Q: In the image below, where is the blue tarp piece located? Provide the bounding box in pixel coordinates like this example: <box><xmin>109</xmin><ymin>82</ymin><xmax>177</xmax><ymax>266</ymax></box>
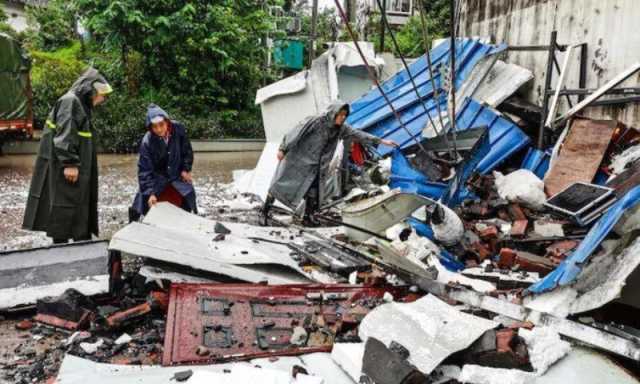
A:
<box><xmin>521</xmin><ymin>147</ymin><xmax>551</xmax><ymax>179</ymax></box>
<box><xmin>406</xmin><ymin>217</ymin><xmax>435</xmax><ymax>240</ymax></box>
<box><xmin>407</xmin><ymin>217</ymin><xmax>462</xmax><ymax>272</ymax></box>
<box><xmin>527</xmin><ymin>186</ymin><xmax>640</xmax><ymax>294</ymax></box>
<box><xmin>347</xmin><ymin>39</ymin><xmax>506</xmax><ymax>156</ymax></box>
<box><xmin>390</xmin><ymin>149</ymin><xmax>448</xmax><ymax>200</ymax></box>
<box><xmin>439</xmin><ymin>249</ymin><xmax>465</xmax><ymax>272</ymax></box>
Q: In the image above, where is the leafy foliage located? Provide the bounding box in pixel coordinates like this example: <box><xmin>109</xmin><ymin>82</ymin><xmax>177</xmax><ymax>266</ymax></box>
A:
<box><xmin>29</xmin><ymin>43</ymin><xmax>86</xmax><ymax>126</ymax></box>
<box><xmin>76</xmin><ymin>0</ymin><xmax>275</xmax><ymax>118</ymax></box>
<box><xmin>24</xmin><ymin>0</ymin><xmax>78</xmax><ymax>50</ymax></box>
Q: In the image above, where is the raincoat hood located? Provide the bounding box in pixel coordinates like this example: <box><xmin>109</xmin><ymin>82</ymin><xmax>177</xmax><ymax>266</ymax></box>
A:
<box><xmin>325</xmin><ymin>101</ymin><xmax>350</xmax><ymax>126</ymax></box>
<box><xmin>69</xmin><ymin>67</ymin><xmax>111</xmax><ymax>110</ymax></box>
<box><xmin>145</xmin><ymin>104</ymin><xmax>170</xmax><ymax>129</ymax></box>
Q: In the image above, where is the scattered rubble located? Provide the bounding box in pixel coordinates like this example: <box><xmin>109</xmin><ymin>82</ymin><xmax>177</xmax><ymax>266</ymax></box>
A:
<box><xmin>3</xmin><ymin>30</ymin><xmax>640</xmax><ymax>384</ymax></box>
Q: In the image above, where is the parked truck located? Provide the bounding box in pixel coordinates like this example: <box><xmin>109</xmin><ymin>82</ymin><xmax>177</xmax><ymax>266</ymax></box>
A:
<box><xmin>0</xmin><ymin>32</ymin><xmax>33</xmax><ymax>153</ymax></box>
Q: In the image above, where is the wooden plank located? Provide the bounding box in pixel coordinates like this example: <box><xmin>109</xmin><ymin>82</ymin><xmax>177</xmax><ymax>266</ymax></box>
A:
<box><xmin>544</xmin><ymin>119</ymin><xmax>617</xmax><ymax>196</ymax></box>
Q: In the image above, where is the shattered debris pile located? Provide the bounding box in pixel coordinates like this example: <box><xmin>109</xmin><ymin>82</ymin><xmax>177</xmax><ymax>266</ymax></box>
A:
<box><xmin>4</xmin><ymin>37</ymin><xmax>640</xmax><ymax>384</ymax></box>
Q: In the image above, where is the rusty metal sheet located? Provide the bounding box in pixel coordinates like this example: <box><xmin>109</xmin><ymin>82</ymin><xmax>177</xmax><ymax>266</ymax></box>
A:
<box><xmin>544</xmin><ymin>119</ymin><xmax>617</xmax><ymax>196</ymax></box>
<box><xmin>162</xmin><ymin>283</ymin><xmax>414</xmax><ymax>366</ymax></box>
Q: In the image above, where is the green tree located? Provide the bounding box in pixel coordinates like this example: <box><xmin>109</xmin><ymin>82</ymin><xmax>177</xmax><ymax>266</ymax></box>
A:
<box><xmin>76</xmin><ymin>0</ymin><xmax>277</xmax><ymax>123</ymax></box>
<box><xmin>24</xmin><ymin>0</ymin><xmax>78</xmax><ymax>51</ymax></box>
<box><xmin>370</xmin><ymin>0</ymin><xmax>450</xmax><ymax>57</ymax></box>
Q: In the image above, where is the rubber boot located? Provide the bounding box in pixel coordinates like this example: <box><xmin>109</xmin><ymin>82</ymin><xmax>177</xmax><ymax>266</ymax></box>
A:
<box><xmin>261</xmin><ymin>194</ymin><xmax>275</xmax><ymax>226</ymax></box>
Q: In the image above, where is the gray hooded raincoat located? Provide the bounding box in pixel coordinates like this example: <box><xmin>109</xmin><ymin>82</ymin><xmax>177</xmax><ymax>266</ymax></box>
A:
<box><xmin>269</xmin><ymin>101</ymin><xmax>381</xmax><ymax>210</ymax></box>
<box><xmin>23</xmin><ymin>68</ymin><xmax>109</xmax><ymax>240</ymax></box>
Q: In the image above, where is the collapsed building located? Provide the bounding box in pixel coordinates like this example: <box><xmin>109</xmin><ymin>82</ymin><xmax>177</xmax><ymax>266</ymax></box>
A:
<box><xmin>3</xmin><ymin>6</ymin><xmax>640</xmax><ymax>384</ymax></box>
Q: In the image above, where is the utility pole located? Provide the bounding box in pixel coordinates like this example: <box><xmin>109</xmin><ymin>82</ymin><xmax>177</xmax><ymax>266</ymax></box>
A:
<box><xmin>379</xmin><ymin>0</ymin><xmax>386</xmax><ymax>52</ymax></box>
<box><xmin>309</xmin><ymin>0</ymin><xmax>319</xmax><ymax>66</ymax></box>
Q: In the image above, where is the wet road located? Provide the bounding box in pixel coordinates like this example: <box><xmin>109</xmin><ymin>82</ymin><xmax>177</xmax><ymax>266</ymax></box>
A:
<box><xmin>0</xmin><ymin>152</ymin><xmax>260</xmax><ymax>251</ymax></box>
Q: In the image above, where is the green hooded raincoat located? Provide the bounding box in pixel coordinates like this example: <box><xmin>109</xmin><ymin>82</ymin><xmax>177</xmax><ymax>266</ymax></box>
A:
<box><xmin>22</xmin><ymin>68</ymin><xmax>109</xmax><ymax>240</ymax></box>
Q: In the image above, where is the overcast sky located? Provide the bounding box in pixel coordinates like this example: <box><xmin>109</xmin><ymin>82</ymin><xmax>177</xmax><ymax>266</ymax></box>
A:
<box><xmin>318</xmin><ymin>0</ymin><xmax>337</xmax><ymax>10</ymax></box>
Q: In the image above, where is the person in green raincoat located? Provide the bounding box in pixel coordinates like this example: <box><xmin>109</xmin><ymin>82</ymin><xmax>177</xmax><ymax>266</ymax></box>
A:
<box><xmin>262</xmin><ymin>101</ymin><xmax>397</xmax><ymax>225</ymax></box>
<box><xmin>22</xmin><ymin>68</ymin><xmax>112</xmax><ymax>243</ymax></box>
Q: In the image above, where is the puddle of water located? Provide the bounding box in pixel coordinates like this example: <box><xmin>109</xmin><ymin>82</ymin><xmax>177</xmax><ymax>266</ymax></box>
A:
<box><xmin>0</xmin><ymin>152</ymin><xmax>261</xmax><ymax>251</ymax></box>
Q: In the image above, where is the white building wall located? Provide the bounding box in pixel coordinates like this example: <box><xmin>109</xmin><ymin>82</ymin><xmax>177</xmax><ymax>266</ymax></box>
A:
<box><xmin>1</xmin><ymin>2</ymin><xmax>28</xmax><ymax>32</ymax></box>
<box><xmin>459</xmin><ymin>0</ymin><xmax>640</xmax><ymax>128</ymax></box>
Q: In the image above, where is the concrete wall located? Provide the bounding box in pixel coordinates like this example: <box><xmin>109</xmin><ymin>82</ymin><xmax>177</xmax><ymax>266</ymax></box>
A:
<box><xmin>459</xmin><ymin>0</ymin><xmax>640</xmax><ymax>127</ymax></box>
<box><xmin>1</xmin><ymin>1</ymin><xmax>28</xmax><ymax>32</ymax></box>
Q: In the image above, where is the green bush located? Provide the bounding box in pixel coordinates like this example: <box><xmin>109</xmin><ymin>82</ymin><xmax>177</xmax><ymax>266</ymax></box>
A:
<box><xmin>29</xmin><ymin>43</ymin><xmax>87</xmax><ymax>127</ymax></box>
<box><xmin>28</xmin><ymin>43</ymin><xmax>264</xmax><ymax>153</ymax></box>
<box><xmin>93</xmin><ymin>92</ymin><xmax>262</xmax><ymax>153</ymax></box>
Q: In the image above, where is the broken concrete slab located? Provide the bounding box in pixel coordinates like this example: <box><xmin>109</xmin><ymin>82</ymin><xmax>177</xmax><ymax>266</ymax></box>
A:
<box><xmin>358</xmin><ymin>294</ymin><xmax>498</xmax><ymax>375</ymax></box>
<box><xmin>518</xmin><ymin>327</ymin><xmax>570</xmax><ymax>375</ymax></box>
<box><xmin>0</xmin><ymin>240</ymin><xmax>110</xmax><ymax>311</ymax></box>
<box><xmin>417</xmin><ymin>279</ymin><xmax>640</xmax><ymax>361</ymax></box>
<box><xmin>331</xmin><ymin>342</ymin><xmax>364</xmax><ymax>382</ymax></box>
<box><xmin>187</xmin><ymin>366</ymin><xmax>324</xmax><ymax>384</ymax></box>
<box><xmin>525</xmin><ymin>236</ymin><xmax>640</xmax><ymax>317</ymax></box>
<box><xmin>536</xmin><ymin>346</ymin><xmax>639</xmax><ymax>384</ymax></box>
<box><xmin>54</xmin><ymin>354</ymin><xmax>329</xmax><ymax>384</ymax></box>
<box><xmin>458</xmin><ymin>364</ymin><xmax>535</xmax><ymax>384</ymax></box>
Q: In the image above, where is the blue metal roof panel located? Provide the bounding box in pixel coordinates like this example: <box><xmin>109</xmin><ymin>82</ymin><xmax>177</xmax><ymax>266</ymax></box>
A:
<box><xmin>347</xmin><ymin>39</ymin><xmax>507</xmax><ymax>156</ymax></box>
<box><xmin>454</xmin><ymin>98</ymin><xmax>531</xmax><ymax>175</ymax></box>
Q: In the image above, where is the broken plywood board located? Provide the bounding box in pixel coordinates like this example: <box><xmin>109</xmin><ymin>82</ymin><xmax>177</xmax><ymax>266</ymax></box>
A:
<box><xmin>358</xmin><ymin>294</ymin><xmax>498</xmax><ymax>375</ymax></box>
<box><xmin>162</xmin><ymin>283</ymin><xmax>410</xmax><ymax>366</ymax></box>
<box><xmin>0</xmin><ymin>241</ymin><xmax>109</xmax><ymax>310</ymax></box>
<box><xmin>544</xmin><ymin>119</ymin><xmax>617</xmax><ymax>196</ymax></box>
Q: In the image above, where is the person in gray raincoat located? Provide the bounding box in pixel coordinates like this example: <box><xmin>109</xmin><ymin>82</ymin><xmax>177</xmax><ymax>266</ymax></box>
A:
<box><xmin>22</xmin><ymin>68</ymin><xmax>112</xmax><ymax>243</ymax></box>
<box><xmin>262</xmin><ymin>101</ymin><xmax>397</xmax><ymax>225</ymax></box>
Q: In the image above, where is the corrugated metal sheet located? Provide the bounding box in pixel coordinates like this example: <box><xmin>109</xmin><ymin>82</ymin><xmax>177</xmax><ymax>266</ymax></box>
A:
<box><xmin>389</xmin><ymin>99</ymin><xmax>531</xmax><ymax>206</ymax></box>
<box><xmin>460</xmin><ymin>0</ymin><xmax>640</xmax><ymax>128</ymax></box>
<box><xmin>347</xmin><ymin>38</ymin><xmax>506</xmax><ymax>156</ymax></box>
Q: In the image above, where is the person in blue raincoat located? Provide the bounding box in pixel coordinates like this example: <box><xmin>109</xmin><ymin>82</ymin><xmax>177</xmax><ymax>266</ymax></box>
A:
<box><xmin>129</xmin><ymin>104</ymin><xmax>196</xmax><ymax>221</ymax></box>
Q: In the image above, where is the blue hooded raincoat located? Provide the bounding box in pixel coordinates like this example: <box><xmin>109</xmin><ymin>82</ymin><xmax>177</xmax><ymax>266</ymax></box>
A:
<box><xmin>131</xmin><ymin>104</ymin><xmax>196</xmax><ymax>216</ymax></box>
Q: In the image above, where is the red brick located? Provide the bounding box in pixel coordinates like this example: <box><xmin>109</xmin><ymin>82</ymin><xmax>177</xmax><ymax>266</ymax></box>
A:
<box><xmin>498</xmin><ymin>248</ymin><xmax>517</xmax><ymax>269</ymax></box>
<box><xmin>15</xmin><ymin>320</ymin><xmax>33</xmax><ymax>331</ymax></box>
<box><xmin>479</xmin><ymin>226</ymin><xmax>499</xmax><ymax>240</ymax></box>
<box><xmin>507</xmin><ymin>204</ymin><xmax>527</xmax><ymax>221</ymax></box>
<box><xmin>515</xmin><ymin>252</ymin><xmax>555</xmax><ymax>276</ymax></box>
<box><xmin>546</xmin><ymin>240</ymin><xmax>578</xmax><ymax>255</ymax></box>
<box><xmin>510</xmin><ymin>220</ymin><xmax>528</xmax><ymax>237</ymax></box>
<box><xmin>496</xmin><ymin>329</ymin><xmax>516</xmax><ymax>353</ymax></box>
<box><xmin>471</xmin><ymin>241</ymin><xmax>492</xmax><ymax>261</ymax></box>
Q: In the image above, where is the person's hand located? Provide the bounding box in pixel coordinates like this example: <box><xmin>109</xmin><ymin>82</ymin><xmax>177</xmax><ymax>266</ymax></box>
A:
<box><xmin>277</xmin><ymin>150</ymin><xmax>285</xmax><ymax>161</ymax></box>
<box><xmin>63</xmin><ymin>167</ymin><xmax>79</xmax><ymax>183</ymax></box>
<box><xmin>148</xmin><ymin>194</ymin><xmax>158</xmax><ymax>207</ymax></box>
<box><xmin>381</xmin><ymin>139</ymin><xmax>400</xmax><ymax>148</ymax></box>
<box><xmin>181</xmin><ymin>171</ymin><xmax>192</xmax><ymax>184</ymax></box>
